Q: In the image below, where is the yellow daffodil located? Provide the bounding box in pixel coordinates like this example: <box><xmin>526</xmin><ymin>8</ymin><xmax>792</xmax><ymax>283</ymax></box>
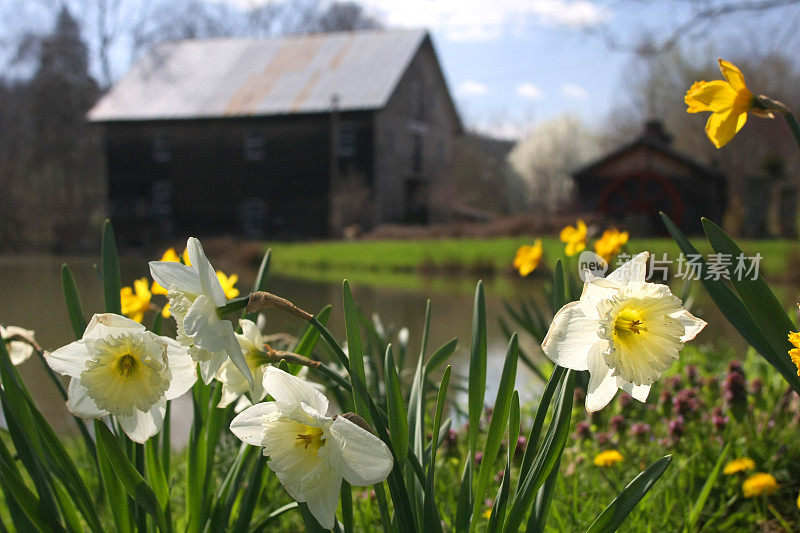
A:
<box><xmin>542</xmin><ymin>252</ymin><xmax>706</xmax><ymax>412</ymax></box>
<box><xmin>742</xmin><ymin>472</ymin><xmax>779</xmax><ymax>498</ymax></box>
<box><xmin>216</xmin><ymin>271</ymin><xmax>240</xmax><ymax>299</ymax></box>
<box><xmin>594</xmin><ymin>228</ymin><xmax>629</xmax><ymax>262</ymax></box>
<box><xmin>560</xmin><ymin>220</ymin><xmax>587</xmax><ymax>256</ymax></box>
<box><xmin>150</xmin><ymin>238</ymin><xmax>252</xmax><ymax>386</ymax></box>
<box><xmin>120</xmin><ymin>278</ymin><xmax>152</xmax><ymax>323</ymax></box>
<box><xmin>513</xmin><ymin>239</ymin><xmax>543</xmax><ymax>277</ymax></box>
<box><xmin>788</xmin><ymin>332</ymin><xmax>800</xmax><ymax>377</ymax></box>
<box><xmin>593</xmin><ymin>450</ymin><xmax>624</xmax><ymax>467</ymax></box>
<box><xmin>45</xmin><ymin>314</ymin><xmax>196</xmax><ymax>443</ymax></box>
<box><xmin>723</xmin><ymin>457</ymin><xmax>756</xmax><ymax>475</ymax></box>
<box><xmin>151</xmin><ymin>247</ymin><xmax>191</xmax><ymax>295</ymax></box>
<box><xmin>684</xmin><ymin>59</ymin><xmax>770</xmax><ymax>148</ymax></box>
<box><xmin>230</xmin><ymin>368</ymin><xmax>393</xmax><ymax>529</ymax></box>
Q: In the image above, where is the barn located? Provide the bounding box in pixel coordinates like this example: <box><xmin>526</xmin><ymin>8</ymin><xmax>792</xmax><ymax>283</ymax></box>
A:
<box><xmin>88</xmin><ymin>29</ymin><xmax>462</xmax><ymax>245</ymax></box>
<box><xmin>572</xmin><ymin>121</ymin><xmax>727</xmax><ymax>235</ymax></box>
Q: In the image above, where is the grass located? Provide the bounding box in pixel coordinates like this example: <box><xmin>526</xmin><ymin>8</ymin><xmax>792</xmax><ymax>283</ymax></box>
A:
<box><xmin>265</xmin><ymin>237</ymin><xmax>799</xmax><ymax>286</ymax></box>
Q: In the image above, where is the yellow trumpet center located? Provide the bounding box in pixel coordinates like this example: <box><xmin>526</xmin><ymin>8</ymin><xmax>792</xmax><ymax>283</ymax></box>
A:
<box><xmin>116</xmin><ymin>354</ymin><xmax>137</xmax><ymax>377</ymax></box>
<box><xmin>295</xmin><ymin>426</ymin><xmax>326</xmax><ymax>453</ymax></box>
<box><xmin>614</xmin><ymin>308</ymin><xmax>647</xmax><ymax>337</ymax></box>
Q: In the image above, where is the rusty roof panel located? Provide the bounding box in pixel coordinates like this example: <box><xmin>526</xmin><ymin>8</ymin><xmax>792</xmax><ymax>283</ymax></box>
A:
<box><xmin>88</xmin><ymin>29</ymin><xmax>427</xmax><ymax>121</ymax></box>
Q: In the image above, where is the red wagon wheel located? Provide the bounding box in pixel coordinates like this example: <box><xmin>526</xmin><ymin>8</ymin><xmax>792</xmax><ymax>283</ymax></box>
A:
<box><xmin>597</xmin><ymin>171</ymin><xmax>683</xmax><ymax>225</ymax></box>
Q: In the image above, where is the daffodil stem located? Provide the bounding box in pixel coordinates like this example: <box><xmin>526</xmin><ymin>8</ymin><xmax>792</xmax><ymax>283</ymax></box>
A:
<box><xmin>216</xmin><ymin>295</ymin><xmax>250</xmax><ymax>317</ymax></box>
<box><xmin>783</xmin><ymin>112</ymin><xmax>800</xmax><ymax>151</ymax></box>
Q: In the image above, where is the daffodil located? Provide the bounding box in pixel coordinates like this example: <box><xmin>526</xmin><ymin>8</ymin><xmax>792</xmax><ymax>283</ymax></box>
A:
<box><xmin>513</xmin><ymin>240</ymin><xmax>543</xmax><ymax>276</ymax></box>
<box><xmin>151</xmin><ymin>247</ymin><xmax>191</xmax><ymax>296</ymax></box>
<box><xmin>121</xmin><ymin>278</ymin><xmax>152</xmax><ymax>323</ymax></box>
<box><xmin>742</xmin><ymin>472</ymin><xmax>779</xmax><ymax>498</ymax></box>
<box><xmin>723</xmin><ymin>457</ymin><xmax>756</xmax><ymax>475</ymax></box>
<box><xmin>541</xmin><ymin>252</ymin><xmax>706</xmax><ymax>412</ymax></box>
<box><xmin>593</xmin><ymin>450</ymin><xmax>624</xmax><ymax>467</ymax></box>
<box><xmin>594</xmin><ymin>228</ymin><xmax>629</xmax><ymax>262</ymax></box>
<box><xmin>0</xmin><ymin>325</ymin><xmax>36</xmax><ymax>365</ymax></box>
<box><xmin>788</xmin><ymin>332</ymin><xmax>800</xmax><ymax>376</ymax></box>
<box><xmin>44</xmin><ymin>314</ymin><xmax>196</xmax><ymax>443</ymax></box>
<box><xmin>216</xmin><ymin>319</ymin><xmax>270</xmax><ymax>408</ymax></box>
<box><xmin>216</xmin><ymin>271</ymin><xmax>240</xmax><ymax>299</ymax></box>
<box><xmin>684</xmin><ymin>59</ymin><xmax>773</xmax><ymax>148</ymax></box>
<box><xmin>230</xmin><ymin>367</ymin><xmax>394</xmax><ymax>529</ymax></box>
<box><xmin>560</xmin><ymin>220</ymin><xmax>587</xmax><ymax>256</ymax></box>
<box><xmin>149</xmin><ymin>237</ymin><xmax>253</xmax><ymax>386</ymax></box>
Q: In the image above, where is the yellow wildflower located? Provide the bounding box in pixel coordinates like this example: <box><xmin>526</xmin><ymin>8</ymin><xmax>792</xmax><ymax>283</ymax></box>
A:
<box><xmin>482</xmin><ymin>508</ymin><xmax>492</xmax><ymax>520</ymax></box>
<box><xmin>216</xmin><ymin>271</ymin><xmax>240</xmax><ymax>299</ymax></box>
<box><xmin>796</xmin><ymin>492</ymin><xmax>800</xmax><ymax>510</ymax></box>
<box><xmin>560</xmin><ymin>219</ymin><xmax>587</xmax><ymax>256</ymax></box>
<box><xmin>788</xmin><ymin>332</ymin><xmax>800</xmax><ymax>377</ymax></box>
<box><xmin>151</xmin><ymin>247</ymin><xmax>191</xmax><ymax>295</ymax></box>
<box><xmin>742</xmin><ymin>472</ymin><xmax>779</xmax><ymax>498</ymax></box>
<box><xmin>684</xmin><ymin>59</ymin><xmax>765</xmax><ymax>148</ymax></box>
<box><xmin>120</xmin><ymin>278</ymin><xmax>152</xmax><ymax>323</ymax></box>
<box><xmin>723</xmin><ymin>457</ymin><xmax>756</xmax><ymax>475</ymax></box>
<box><xmin>593</xmin><ymin>450</ymin><xmax>624</xmax><ymax>467</ymax></box>
<box><xmin>513</xmin><ymin>239</ymin><xmax>543</xmax><ymax>276</ymax></box>
<box><xmin>594</xmin><ymin>228</ymin><xmax>629</xmax><ymax>262</ymax></box>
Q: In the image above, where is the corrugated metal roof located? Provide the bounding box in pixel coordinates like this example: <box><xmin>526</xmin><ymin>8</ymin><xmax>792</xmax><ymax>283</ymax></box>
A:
<box><xmin>88</xmin><ymin>29</ymin><xmax>428</xmax><ymax>122</ymax></box>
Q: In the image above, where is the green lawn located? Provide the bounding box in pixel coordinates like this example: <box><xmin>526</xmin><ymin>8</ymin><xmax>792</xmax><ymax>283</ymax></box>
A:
<box><xmin>265</xmin><ymin>236</ymin><xmax>800</xmax><ymax>284</ymax></box>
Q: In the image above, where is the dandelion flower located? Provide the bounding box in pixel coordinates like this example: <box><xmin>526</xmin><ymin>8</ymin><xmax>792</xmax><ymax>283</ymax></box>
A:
<box><xmin>45</xmin><ymin>314</ymin><xmax>196</xmax><ymax>443</ymax></box>
<box><xmin>593</xmin><ymin>450</ymin><xmax>624</xmax><ymax>467</ymax></box>
<box><xmin>723</xmin><ymin>457</ymin><xmax>756</xmax><ymax>475</ymax></box>
<box><xmin>685</xmin><ymin>59</ymin><xmax>770</xmax><ymax>148</ymax></box>
<box><xmin>594</xmin><ymin>228</ymin><xmax>629</xmax><ymax>262</ymax></box>
<box><xmin>0</xmin><ymin>325</ymin><xmax>37</xmax><ymax>365</ymax></box>
<box><xmin>513</xmin><ymin>240</ymin><xmax>543</xmax><ymax>276</ymax></box>
<box><xmin>121</xmin><ymin>278</ymin><xmax>152</xmax><ymax>323</ymax></box>
<box><xmin>216</xmin><ymin>271</ymin><xmax>240</xmax><ymax>299</ymax></box>
<box><xmin>742</xmin><ymin>472</ymin><xmax>779</xmax><ymax>498</ymax></box>
<box><xmin>560</xmin><ymin>220</ymin><xmax>588</xmax><ymax>256</ymax></box>
<box><xmin>541</xmin><ymin>252</ymin><xmax>706</xmax><ymax>412</ymax></box>
<box><xmin>150</xmin><ymin>237</ymin><xmax>252</xmax><ymax>386</ymax></box>
<box><xmin>230</xmin><ymin>367</ymin><xmax>393</xmax><ymax>529</ymax></box>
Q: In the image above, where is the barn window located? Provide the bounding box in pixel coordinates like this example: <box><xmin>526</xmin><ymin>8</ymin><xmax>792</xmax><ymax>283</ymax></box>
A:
<box><xmin>337</xmin><ymin>122</ymin><xmax>356</xmax><ymax>157</ymax></box>
<box><xmin>152</xmin><ymin>133</ymin><xmax>171</xmax><ymax>163</ymax></box>
<box><xmin>412</xmin><ymin>134</ymin><xmax>423</xmax><ymax>174</ymax></box>
<box><xmin>244</xmin><ymin>132</ymin><xmax>265</xmax><ymax>161</ymax></box>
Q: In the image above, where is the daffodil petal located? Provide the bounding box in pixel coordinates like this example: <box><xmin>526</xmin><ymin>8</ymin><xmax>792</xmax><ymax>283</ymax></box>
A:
<box><xmin>673</xmin><ymin>309</ymin><xmax>707</xmax><ymax>343</ymax></box>
<box><xmin>540</xmin><ymin>301</ymin><xmax>599</xmax><ymax>371</ymax></box>
<box><xmin>705</xmin><ymin>108</ymin><xmax>743</xmax><ymax>148</ymax></box>
<box><xmin>230</xmin><ymin>401</ymin><xmax>280</xmax><ymax>446</ymax></box>
<box><xmin>184</xmin><ymin>295</ymin><xmax>230</xmax><ymax>353</ymax></box>
<box><xmin>225</xmin><ymin>325</ymin><xmax>255</xmax><ymax>389</ymax></box>
<box><xmin>164</xmin><ymin>339</ymin><xmax>197</xmax><ymax>400</ymax></box>
<box><xmin>198</xmin><ymin>351</ymin><xmax>228</xmax><ymax>385</ymax></box>
<box><xmin>2</xmin><ymin>326</ymin><xmax>35</xmax><ymax>365</ymax></box>
<box><xmin>187</xmin><ymin>238</ymin><xmax>226</xmax><ymax>307</ymax></box>
<box><xmin>619</xmin><ymin>379</ymin><xmax>651</xmax><ymax>402</ymax></box>
<box><xmin>149</xmin><ymin>261</ymin><xmax>202</xmax><ymax>297</ymax></box>
<box><xmin>327</xmin><ymin>415</ymin><xmax>394</xmax><ymax>486</ymax></box>
<box><xmin>262</xmin><ymin>367</ymin><xmax>329</xmax><ymax>415</ymax></box>
<box><xmin>685</xmin><ymin>80</ymin><xmax>737</xmax><ymax>113</ymax></box>
<box><xmin>302</xmin><ymin>467</ymin><xmax>342</xmax><ymax>530</ymax></box>
<box><xmin>586</xmin><ymin>345</ymin><xmax>618</xmax><ymax>412</ymax></box>
<box><xmin>719</xmin><ymin>59</ymin><xmax>747</xmax><ymax>92</ymax></box>
<box><xmin>66</xmin><ymin>378</ymin><xmax>108</xmax><ymax>418</ymax></box>
<box><xmin>46</xmin><ymin>341</ymin><xmax>89</xmax><ymax>378</ymax></box>
<box><xmin>117</xmin><ymin>401</ymin><xmax>166</xmax><ymax>443</ymax></box>
<box><xmin>83</xmin><ymin>313</ymin><xmax>146</xmax><ymax>341</ymax></box>
<box><xmin>607</xmin><ymin>252</ymin><xmax>648</xmax><ymax>283</ymax></box>
<box><xmin>240</xmin><ymin>319</ymin><xmax>264</xmax><ymax>348</ymax></box>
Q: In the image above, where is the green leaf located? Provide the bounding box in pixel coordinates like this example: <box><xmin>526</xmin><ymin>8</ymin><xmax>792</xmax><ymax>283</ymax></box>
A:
<box><xmin>231</xmin><ymin>455</ymin><xmax>268</xmax><ymax>533</ymax></box>
<box><xmin>423</xmin><ymin>366</ymin><xmax>451</xmax><ymax>533</ymax></box>
<box><xmin>96</xmin><ymin>422</ymin><xmax>167</xmax><ymax>532</ymax></box>
<box><xmin>95</xmin><ymin>420</ymin><xmax>132</xmax><ymax>533</ymax></box>
<box><xmin>468</xmin><ymin>281</ymin><xmax>487</xmax><ymax>461</ymax></box>
<box><xmin>343</xmin><ymin>281</ymin><xmax>371</xmax><ymax>423</ymax></box>
<box><xmin>145</xmin><ymin>438</ymin><xmax>169</xmax><ymax>512</ymax></box>
<box><xmin>101</xmin><ymin>219</ymin><xmax>122</xmax><ymax>315</ymax></box>
<box><xmin>385</xmin><ymin>345</ymin><xmax>409</xmax><ymax>468</ymax></box>
<box><xmin>297</xmin><ymin>502</ymin><xmax>328</xmax><ymax>533</ymax></box>
<box><xmin>471</xmin><ymin>334</ymin><xmax>518</xmax><ymax>531</ymax></box>
<box><xmin>243</xmin><ymin>248</ymin><xmax>271</xmax><ymax>322</ymax></box>
<box><xmin>61</xmin><ymin>264</ymin><xmax>87</xmax><ymax>339</ymax></box>
<box><xmin>587</xmin><ymin>455</ymin><xmax>672</xmax><ymax>533</ymax></box>
<box><xmin>552</xmin><ymin>260</ymin><xmax>566</xmax><ymax>309</ymax></box>
<box><xmin>424</xmin><ymin>338</ymin><xmax>458</xmax><ymax>376</ymax></box>
<box><xmin>685</xmin><ymin>444</ymin><xmax>730</xmax><ymax>531</ymax></box>
<box><xmin>341</xmin><ymin>481</ymin><xmax>354</xmax><ymax>533</ymax></box>
<box><xmin>527</xmin><ymin>458</ymin><xmax>560</xmax><ymax>532</ymax></box>
<box><xmin>0</xmin><ymin>456</ymin><xmax>50</xmax><ymax>531</ymax></box>
<box><xmin>293</xmin><ymin>306</ymin><xmax>332</xmax><ymax>357</ymax></box>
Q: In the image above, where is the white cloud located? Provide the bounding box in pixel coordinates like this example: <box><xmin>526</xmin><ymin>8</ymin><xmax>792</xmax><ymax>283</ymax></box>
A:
<box><xmin>516</xmin><ymin>83</ymin><xmax>543</xmax><ymax>99</ymax></box>
<box><xmin>457</xmin><ymin>79</ymin><xmax>491</xmax><ymax>97</ymax></box>
<box><xmin>561</xmin><ymin>83</ymin><xmax>588</xmax><ymax>99</ymax></box>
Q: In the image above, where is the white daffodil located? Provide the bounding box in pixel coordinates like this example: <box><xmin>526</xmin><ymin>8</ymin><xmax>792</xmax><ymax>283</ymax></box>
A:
<box><xmin>216</xmin><ymin>319</ymin><xmax>270</xmax><ymax>408</ymax></box>
<box><xmin>230</xmin><ymin>367</ymin><xmax>394</xmax><ymax>529</ymax></box>
<box><xmin>542</xmin><ymin>252</ymin><xmax>706</xmax><ymax>412</ymax></box>
<box><xmin>0</xmin><ymin>325</ymin><xmax>37</xmax><ymax>365</ymax></box>
<box><xmin>149</xmin><ymin>237</ymin><xmax>252</xmax><ymax>387</ymax></box>
<box><xmin>45</xmin><ymin>314</ymin><xmax>197</xmax><ymax>443</ymax></box>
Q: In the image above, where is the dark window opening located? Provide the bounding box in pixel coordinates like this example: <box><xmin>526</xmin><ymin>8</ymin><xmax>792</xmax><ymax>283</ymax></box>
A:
<box><xmin>244</xmin><ymin>132</ymin><xmax>265</xmax><ymax>161</ymax></box>
<box><xmin>152</xmin><ymin>133</ymin><xmax>170</xmax><ymax>163</ymax></box>
<box><xmin>412</xmin><ymin>134</ymin><xmax>423</xmax><ymax>174</ymax></box>
<box><xmin>337</xmin><ymin>122</ymin><xmax>356</xmax><ymax>157</ymax></box>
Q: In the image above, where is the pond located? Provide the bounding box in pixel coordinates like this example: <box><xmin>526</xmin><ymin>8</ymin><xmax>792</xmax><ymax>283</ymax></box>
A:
<box><xmin>0</xmin><ymin>252</ymin><xmax>788</xmax><ymax>445</ymax></box>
